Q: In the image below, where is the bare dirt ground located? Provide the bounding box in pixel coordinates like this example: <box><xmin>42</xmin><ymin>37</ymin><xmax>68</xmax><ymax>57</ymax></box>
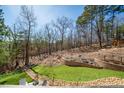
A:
<box><xmin>29</xmin><ymin>48</ymin><xmax>83</xmax><ymax>65</ymax></box>
<box><xmin>29</xmin><ymin>47</ymin><xmax>124</xmax><ymax>66</ymax></box>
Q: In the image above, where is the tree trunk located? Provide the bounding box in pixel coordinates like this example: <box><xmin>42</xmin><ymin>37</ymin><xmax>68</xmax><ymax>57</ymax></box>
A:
<box><xmin>90</xmin><ymin>20</ymin><xmax>93</xmax><ymax>46</ymax></box>
<box><xmin>55</xmin><ymin>42</ymin><xmax>58</xmax><ymax>51</ymax></box>
<box><xmin>97</xmin><ymin>28</ymin><xmax>102</xmax><ymax>48</ymax></box>
<box><xmin>48</xmin><ymin>42</ymin><xmax>51</xmax><ymax>55</ymax></box>
<box><xmin>25</xmin><ymin>23</ymin><xmax>31</xmax><ymax>66</ymax></box>
<box><xmin>61</xmin><ymin>35</ymin><xmax>64</xmax><ymax>51</ymax></box>
<box><xmin>25</xmin><ymin>41</ymin><xmax>29</xmax><ymax>66</ymax></box>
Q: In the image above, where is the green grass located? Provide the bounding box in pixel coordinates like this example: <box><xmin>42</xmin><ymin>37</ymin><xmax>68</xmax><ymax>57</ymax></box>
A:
<box><xmin>0</xmin><ymin>70</ymin><xmax>32</xmax><ymax>85</ymax></box>
<box><xmin>32</xmin><ymin>65</ymin><xmax>124</xmax><ymax>82</ymax></box>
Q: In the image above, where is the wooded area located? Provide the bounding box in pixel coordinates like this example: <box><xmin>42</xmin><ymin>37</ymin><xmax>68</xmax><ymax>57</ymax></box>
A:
<box><xmin>0</xmin><ymin>5</ymin><xmax>124</xmax><ymax>73</ymax></box>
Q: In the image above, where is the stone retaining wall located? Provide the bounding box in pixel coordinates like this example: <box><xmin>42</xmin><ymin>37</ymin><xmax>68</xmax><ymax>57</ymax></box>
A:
<box><xmin>98</xmin><ymin>60</ymin><xmax>124</xmax><ymax>71</ymax></box>
<box><xmin>64</xmin><ymin>57</ymin><xmax>102</xmax><ymax>69</ymax></box>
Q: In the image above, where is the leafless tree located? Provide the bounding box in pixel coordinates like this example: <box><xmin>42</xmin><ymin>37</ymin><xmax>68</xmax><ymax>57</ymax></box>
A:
<box><xmin>54</xmin><ymin>16</ymin><xmax>70</xmax><ymax>51</ymax></box>
<box><xmin>67</xmin><ymin>20</ymin><xmax>75</xmax><ymax>49</ymax></box>
<box><xmin>19</xmin><ymin>6</ymin><xmax>36</xmax><ymax>66</ymax></box>
<box><xmin>44</xmin><ymin>24</ymin><xmax>52</xmax><ymax>55</ymax></box>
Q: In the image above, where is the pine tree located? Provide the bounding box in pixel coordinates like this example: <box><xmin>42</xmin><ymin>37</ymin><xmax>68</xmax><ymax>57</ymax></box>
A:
<box><xmin>0</xmin><ymin>8</ymin><xmax>10</xmax><ymax>65</ymax></box>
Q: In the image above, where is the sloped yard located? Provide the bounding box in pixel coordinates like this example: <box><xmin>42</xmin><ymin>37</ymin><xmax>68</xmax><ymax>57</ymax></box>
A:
<box><xmin>32</xmin><ymin>65</ymin><xmax>124</xmax><ymax>82</ymax></box>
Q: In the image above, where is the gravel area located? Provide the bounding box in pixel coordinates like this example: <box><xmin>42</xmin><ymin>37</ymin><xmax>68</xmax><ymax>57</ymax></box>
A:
<box><xmin>49</xmin><ymin>77</ymin><xmax>124</xmax><ymax>87</ymax></box>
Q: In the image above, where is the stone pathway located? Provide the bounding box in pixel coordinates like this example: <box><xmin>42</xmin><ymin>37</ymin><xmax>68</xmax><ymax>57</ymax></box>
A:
<box><xmin>25</xmin><ymin>69</ymin><xmax>49</xmax><ymax>81</ymax></box>
<box><xmin>25</xmin><ymin>69</ymin><xmax>38</xmax><ymax>80</ymax></box>
<box><xmin>25</xmin><ymin>68</ymin><xmax>50</xmax><ymax>86</ymax></box>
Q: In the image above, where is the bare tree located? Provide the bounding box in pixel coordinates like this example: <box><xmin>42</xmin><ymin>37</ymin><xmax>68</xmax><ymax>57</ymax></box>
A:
<box><xmin>54</xmin><ymin>16</ymin><xmax>70</xmax><ymax>51</ymax></box>
<box><xmin>52</xmin><ymin>26</ymin><xmax>59</xmax><ymax>51</ymax></box>
<box><xmin>44</xmin><ymin>24</ymin><xmax>52</xmax><ymax>55</ymax></box>
<box><xmin>19</xmin><ymin>6</ymin><xmax>36</xmax><ymax>66</ymax></box>
<box><xmin>32</xmin><ymin>31</ymin><xmax>43</xmax><ymax>57</ymax></box>
<box><xmin>67</xmin><ymin>20</ymin><xmax>74</xmax><ymax>49</ymax></box>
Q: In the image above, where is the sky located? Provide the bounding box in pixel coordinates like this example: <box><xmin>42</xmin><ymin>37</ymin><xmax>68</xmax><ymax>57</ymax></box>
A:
<box><xmin>1</xmin><ymin>5</ymin><xmax>83</xmax><ymax>30</ymax></box>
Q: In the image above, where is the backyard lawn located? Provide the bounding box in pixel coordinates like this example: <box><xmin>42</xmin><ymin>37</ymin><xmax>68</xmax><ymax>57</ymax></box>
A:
<box><xmin>32</xmin><ymin>65</ymin><xmax>124</xmax><ymax>82</ymax></box>
<box><xmin>0</xmin><ymin>70</ymin><xmax>32</xmax><ymax>85</ymax></box>
<box><xmin>1</xmin><ymin>65</ymin><xmax>124</xmax><ymax>85</ymax></box>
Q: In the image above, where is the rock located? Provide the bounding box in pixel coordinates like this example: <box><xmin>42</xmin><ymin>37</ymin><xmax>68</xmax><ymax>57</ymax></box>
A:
<box><xmin>57</xmin><ymin>55</ymin><xmax>62</xmax><ymax>59</ymax></box>
<box><xmin>42</xmin><ymin>80</ymin><xmax>48</xmax><ymax>86</ymax></box>
<box><xmin>32</xmin><ymin>80</ymin><xmax>39</xmax><ymax>86</ymax></box>
<box><xmin>19</xmin><ymin>78</ymin><xmax>27</xmax><ymax>85</ymax></box>
<box><xmin>78</xmin><ymin>55</ymin><xmax>82</xmax><ymax>57</ymax></box>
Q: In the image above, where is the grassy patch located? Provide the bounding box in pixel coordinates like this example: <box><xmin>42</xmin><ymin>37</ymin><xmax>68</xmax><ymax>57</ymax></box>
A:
<box><xmin>32</xmin><ymin>65</ymin><xmax>124</xmax><ymax>82</ymax></box>
<box><xmin>0</xmin><ymin>70</ymin><xmax>32</xmax><ymax>85</ymax></box>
